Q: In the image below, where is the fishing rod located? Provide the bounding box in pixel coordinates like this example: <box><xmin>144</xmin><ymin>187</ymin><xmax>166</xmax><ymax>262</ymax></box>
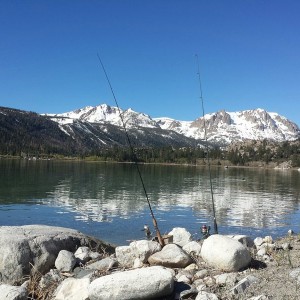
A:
<box><xmin>97</xmin><ymin>53</ymin><xmax>165</xmax><ymax>247</ymax></box>
<box><xmin>195</xmin><ymin>54</ymin><xmax>218</xmax><ymax>234</ymax></box>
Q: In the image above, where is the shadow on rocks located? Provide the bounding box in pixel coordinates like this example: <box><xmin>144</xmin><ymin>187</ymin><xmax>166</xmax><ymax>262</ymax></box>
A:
<box><xmin>249</xmin><ymin>258</ymin><xmax>267</xmax><ymax>270</ymax></box>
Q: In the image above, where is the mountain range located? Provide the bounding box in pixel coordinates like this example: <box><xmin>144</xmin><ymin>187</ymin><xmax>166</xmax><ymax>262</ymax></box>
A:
<box><xmin>0</xmin><ymin>104</ymin><xmax>299</xmax><ymax>156</ymax></box>
<box><xmin>47</xmin><ymin>104</ymin><xmax>300</xmax><ymax>146</ymax></box>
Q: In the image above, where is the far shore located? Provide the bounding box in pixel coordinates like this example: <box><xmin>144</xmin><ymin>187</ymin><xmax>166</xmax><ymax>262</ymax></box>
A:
<box><xmin>1</xmin><ymin>154</ymin><xmax>300</xmax><ymax>171</ymax></box>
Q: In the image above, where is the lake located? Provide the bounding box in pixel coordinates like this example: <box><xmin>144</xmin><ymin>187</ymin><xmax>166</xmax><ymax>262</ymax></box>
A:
<box><xmin>0</xmin><ymin>159</ymin><xmax>299</xmax><ymax>245</ymax></box>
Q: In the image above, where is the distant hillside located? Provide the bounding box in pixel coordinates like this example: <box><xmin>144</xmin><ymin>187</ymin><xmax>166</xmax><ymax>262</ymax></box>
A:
<box><xmin>0</xmin><ymin>107</ymin><xmax>87</xmax><ymax>156</ymax></box>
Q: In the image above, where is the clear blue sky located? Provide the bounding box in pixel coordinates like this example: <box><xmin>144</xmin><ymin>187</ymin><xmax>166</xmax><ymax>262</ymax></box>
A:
<box><xmin>1</xmin><ymin>0</ymin><xmax>299</xmax><ymax>125</ymax></box>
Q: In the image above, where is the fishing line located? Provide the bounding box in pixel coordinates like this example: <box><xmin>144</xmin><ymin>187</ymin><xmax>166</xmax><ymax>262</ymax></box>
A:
<box><xmin>97</xmin><ymin>53</ymin><xmax>165</xmax><ymax>246</ymax></box>
<box><xmin>195</xmin><ymin>54</ymin><xmax>218</xmax><ymax>234</ymax></box>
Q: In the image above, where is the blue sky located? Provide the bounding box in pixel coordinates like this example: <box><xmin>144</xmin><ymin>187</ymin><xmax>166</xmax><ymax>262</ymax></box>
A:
<box><xmin>1</xmin><ymin>0</ymin><xmax>300</xmax><ymax>125</ymax></box>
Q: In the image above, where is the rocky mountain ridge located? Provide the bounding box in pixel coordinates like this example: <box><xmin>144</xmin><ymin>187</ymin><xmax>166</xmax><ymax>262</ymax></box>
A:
<box><xmin>48</xmin><ymin>104</ymin><xmax>300</xmax><ymax>145</ymax></box>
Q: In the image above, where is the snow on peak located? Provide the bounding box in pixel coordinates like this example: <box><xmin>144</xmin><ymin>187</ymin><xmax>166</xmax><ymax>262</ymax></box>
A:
<box><xmin>48</xmin><ymin>104</ymin><xmax>159</xmax><ymax>129</ymax></box>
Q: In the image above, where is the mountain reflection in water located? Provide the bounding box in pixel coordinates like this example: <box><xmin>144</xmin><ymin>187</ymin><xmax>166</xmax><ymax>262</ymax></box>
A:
<box><xmin>0</xmin><ymin>159</ymin><xmax>299</xmax><ymax>245</ymax></box>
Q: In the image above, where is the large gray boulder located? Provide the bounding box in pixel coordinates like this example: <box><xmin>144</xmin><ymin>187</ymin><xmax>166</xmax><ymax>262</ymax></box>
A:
<box><xmin>148</xmin><ymin>243</ymin><xmax>193</xmax><ymax>268</ymax></box>
<box><xmin>201</xmin><ymin>234</ymin><xmax>251</xmax><ymax>272</ymax></box>
<box><xmin>0</xmin><ymin>225</ymin><xmax>111</xmax><ymax>284</ymax></box>
<box><xmin>88</xmin><ymin>266</ymin><xmax>174</xmax><ymax>300</ymax></box>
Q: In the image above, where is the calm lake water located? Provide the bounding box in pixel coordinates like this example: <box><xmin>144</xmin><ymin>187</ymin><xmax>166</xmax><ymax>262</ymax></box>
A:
<box><xmin>0</xmin><ymin>159</ymin><xmax>299</xmax><ymax>245</ymax></box>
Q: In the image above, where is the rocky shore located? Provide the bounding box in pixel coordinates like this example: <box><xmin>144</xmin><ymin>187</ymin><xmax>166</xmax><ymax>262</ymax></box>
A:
<box><xmin>0</xmin><ymin>225</ymin><xmax>300</xmax><ymax>299</ymax></box>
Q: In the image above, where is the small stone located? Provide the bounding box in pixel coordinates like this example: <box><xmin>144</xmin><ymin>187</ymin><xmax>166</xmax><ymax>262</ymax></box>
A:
<box><xmin>185</xmin><ymin>263</ymin><xmax>199</xmax><ymax>271</ymax></box>
<box><xmin>288</xmin><ymin>229</ymin><xmax>294</xmax><ymax>236</ymax></box>
<box><xmin>74</xmin><ymin>246</ymin><xmax>91</xmax><ymax>263</ymax></box>
<box><xmin>282</xmin><ymin>242</ymin><xmax>291</xmax><ymax>250</ymax></box>
<box><xmin>55</xmin><ymin>250</ymin><xmax>77</xmax><ymax>272</ymax></box>
<box><xmin>177</xmin><ymin>275</ymin><xmax>191</xmax><ymax>284</ymax></box>
<box><xmin>194</xmin><ymin>269</ymin><xmax>208</xmax><ymax>280</ymax></box>
<box><xmin>231</xmin><ymin>275</ymin><xmax>259</xmax><ymax>295</ymax></box>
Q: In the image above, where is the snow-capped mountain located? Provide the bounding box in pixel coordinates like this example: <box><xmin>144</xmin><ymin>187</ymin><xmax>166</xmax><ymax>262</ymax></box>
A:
<box><xmin>155</xmin><ymin>109</ymin><xmax>299</xmax><ymax>145</ymax></box>
<box><xmin>47</xmin><ymin>104</ymin><xmax>299</xmax><ymax>146</ymax></box>
<box><xmin>48</xmin><ymin>104</ymin><xmax>159</xmax><ymax>128</ymax></box>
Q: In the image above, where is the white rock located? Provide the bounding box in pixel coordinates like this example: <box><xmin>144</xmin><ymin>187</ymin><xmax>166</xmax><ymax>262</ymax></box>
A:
<box><xmin>148</xmin><ymin>243</ymin><xmax>193</xmax><ymax>268</ymax></box>
<box><xmin>182</xmin><ymin>241</ymin><xmax>202</xmax><ymax>256</ymax></box>
<box><xmin>74</xmin><ymin>247</ymin><xmax>90</xmax><ymax>262</ymax></box>
<box><xmin>129</xmin><ymin>240</ymin><xmax>161</xmax><ymax>263</ymax></box>
<box><xmin>55</xmin><ymin>250</ymin><xmax>77</xmax><ymax>272</ymax></box>
<box><xmin>168</xmin><ymin>227</ymin><xmax>192</xmax><ymax>247</ymax></box>
<box><xmin>254</xmin><ymin>237</ymin><xmax>264</xmax><ymax>247</ymax></box>
<box><xmin>195</xmin><ymin>291</ymin><xmax>219</xmax><ymax>300</ymax></box>
<box><xmin>88</xmin><ymin>266</ymin><xmax>174</xmax><ymax>300</ymax></box>
<box><xmin>0</xmin><ymin>283</ymin><xmax>28</xmax><ymax>300</ymax></box>
<box><xmin>257</xmin><ymin>248</ymin><xmax>267</xmax><ymax>256</ymax></box>
<box><xmin>54</xmin><ymin>277</ymin><xmax>90</xmax><ymax>300</ymax></box>
<box><xmin>115</xmin><ymin>245</ymin><xmax>135</xmax><ymax>268</ymax></box>
<box><xmin>201</xmin><ymin>235</ymin><xmax>251</xmax><ymax>272</ymax></box>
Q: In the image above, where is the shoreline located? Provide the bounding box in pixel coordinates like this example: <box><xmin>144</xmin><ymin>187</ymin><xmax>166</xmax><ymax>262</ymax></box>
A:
<box><xmin>1</xmin><ymin>155</ymin><xmax>299</xmax><ymax>171</ymax></box>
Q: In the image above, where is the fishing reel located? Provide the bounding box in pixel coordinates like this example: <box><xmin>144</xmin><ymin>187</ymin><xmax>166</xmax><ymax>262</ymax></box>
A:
<box><xmin>201</xmin><ymin>224</ymin><xmax>211</xmax><ymax>239</ymax></box>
